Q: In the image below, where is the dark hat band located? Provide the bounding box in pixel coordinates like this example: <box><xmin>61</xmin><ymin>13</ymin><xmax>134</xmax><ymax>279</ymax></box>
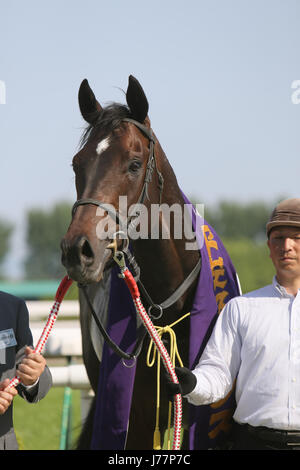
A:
<box><xmin>270</xmin><ymin>209</ymin><xmax>300</xmax><ymax>223</ymax></box>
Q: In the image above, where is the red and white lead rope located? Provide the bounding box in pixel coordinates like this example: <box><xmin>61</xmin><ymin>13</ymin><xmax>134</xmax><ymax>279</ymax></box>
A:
<box><xmin>7</xmin><ymin>276</ymin><xmax>73</xmax><ymax>389</ymax></box>
<box><xmin>121</xmin><ymin>266</ymin><xmax>182</xmax><ymax>451</ymax></box>
<box><xmin>6</xmin><ymin>264</ymin><xmax>182</xmax><ymax>449</ymax></box>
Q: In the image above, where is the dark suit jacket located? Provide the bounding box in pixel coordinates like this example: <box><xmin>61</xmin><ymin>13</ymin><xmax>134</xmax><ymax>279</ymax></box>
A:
<box><xmin>0</xmin><ymin>291</ymin><xmax>52</xmax><ymax>449</ymax></box>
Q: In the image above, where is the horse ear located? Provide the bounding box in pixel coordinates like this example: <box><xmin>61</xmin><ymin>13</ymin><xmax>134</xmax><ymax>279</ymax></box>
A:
<box><xmin>78</xmin><ymin>79</ymin><xmax>102</xmax><ymax>124</ymax></box>
<box><xmin>126</xmin><ymin>75</ymin><xmax>149</xmax><ymax>123</ymax></box>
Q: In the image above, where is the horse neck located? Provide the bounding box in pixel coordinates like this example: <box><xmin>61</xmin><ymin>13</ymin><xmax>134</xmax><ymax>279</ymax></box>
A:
<box><xmin>131</xmin><ymin>143</ymin><xmax>200</xmax><ymax>317</ymax></box>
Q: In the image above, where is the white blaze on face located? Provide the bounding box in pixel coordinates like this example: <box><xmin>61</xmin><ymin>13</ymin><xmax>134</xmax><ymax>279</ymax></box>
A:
<box><xmin>96</xmin><ymin>137</ymin><xmax>110</xmax><ymax>156</ymax></box>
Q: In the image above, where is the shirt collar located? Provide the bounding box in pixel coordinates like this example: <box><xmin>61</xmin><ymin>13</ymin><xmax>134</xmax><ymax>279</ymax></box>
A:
<box><xmin>272</xmin><ymin>276</ymin><xmax>299</xmax><ymax>298</ymax></box>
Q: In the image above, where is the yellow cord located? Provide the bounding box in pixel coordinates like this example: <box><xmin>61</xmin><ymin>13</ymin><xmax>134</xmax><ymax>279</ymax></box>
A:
<box><xmin>146</xmin><ymin>312</ymin><xmax>190</xmax><ymax>450</ymax></box>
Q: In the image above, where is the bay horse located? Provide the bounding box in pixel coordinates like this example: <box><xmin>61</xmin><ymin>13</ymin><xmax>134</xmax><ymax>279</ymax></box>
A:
<box><xmin>61</xmin><ymin>76</ymin><xmax>201</xmax><ymax>449</ymax></box>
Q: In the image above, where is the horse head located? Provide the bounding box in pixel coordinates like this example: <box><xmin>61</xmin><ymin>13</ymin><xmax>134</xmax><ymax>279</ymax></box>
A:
<box><xmin>61</xmin><ymin>76</ymin><xmax>165</xmax><ymax>284</ymax></box>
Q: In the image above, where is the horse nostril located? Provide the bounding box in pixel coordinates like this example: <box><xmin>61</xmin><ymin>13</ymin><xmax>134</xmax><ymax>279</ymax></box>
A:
<box><xmin>61</xmin><ymin>236</ymin><xmax>95</xmax><ymax>269</ymax></box>
<box><xmin>81</xmin><ymin>239</ymin><xmax>94</xmax><ymax>261</ymax></box>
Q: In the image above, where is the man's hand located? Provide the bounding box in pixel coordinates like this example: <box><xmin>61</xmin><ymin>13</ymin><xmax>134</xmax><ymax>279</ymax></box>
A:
<box><xmin>0</xmin><ymin>379</ymin><xmax>18</xmax><ymax>414</ymax></box>
<box><xmin>17</xmin><ymin>347</ymin><xmax>46</xmax><ymax>386</ymax></box>
<box><xmin>165</xmin><ymin>366</ymin><xmax>197</xmax><ymax>401</ymax></box>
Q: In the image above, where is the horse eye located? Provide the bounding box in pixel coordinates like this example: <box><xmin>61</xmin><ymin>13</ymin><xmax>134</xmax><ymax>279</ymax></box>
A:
<box><xmin>128</xmin><ymin>160</ymin><xmax>142</xmax><ymax>173</ymax></box>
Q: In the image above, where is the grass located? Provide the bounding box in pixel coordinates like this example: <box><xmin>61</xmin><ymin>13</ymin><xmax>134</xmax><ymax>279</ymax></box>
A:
<box><xmin>13</xmin><ymin>387</ymin><xmax>82</xmax><ymax>450</ymax></box>
<box><xmin>13</xmin><ymin>383</ymin><xmax>181</xmax><ymax>450</ymax></box>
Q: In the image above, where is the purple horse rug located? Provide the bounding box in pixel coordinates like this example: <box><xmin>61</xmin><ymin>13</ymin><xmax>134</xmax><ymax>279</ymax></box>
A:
<box><xmin>91</xmin><ymin>193</ymin><xmax>241</xmax><ymax>450</ymax></box>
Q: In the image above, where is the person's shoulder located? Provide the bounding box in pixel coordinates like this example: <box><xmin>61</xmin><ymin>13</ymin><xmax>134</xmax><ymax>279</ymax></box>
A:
<box><xmin>224</xmin><ymin>284</ymin><xmax>274</xmax><ymax>309</ymax></box>
<box><xmin>0</xmin><ymin>291</ymin><xmax>26</xmax><ymax>307</ymax></box>
<box><xmin>242</xmin><ymin>284</ymin><xmax>274</xmax><ymax>300</ymax></box>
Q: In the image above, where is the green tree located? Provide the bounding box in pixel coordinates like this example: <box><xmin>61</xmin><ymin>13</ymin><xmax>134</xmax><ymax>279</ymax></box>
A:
<box><xmin>222</xmin><ymin>237</ymin><xmax>274</xmax><ymax>293</ymax></box>
<box><xmin>24</xmin><ymin>202</ymin><xmax>72</xmax><ymax>279</ymax></box>
<box><xmin>204</xmin><ymin>201</ymin><xmax>273</xmax><ymax>240</ymax></box>
<box><xmin>0</xmin><ymin>218</ymin><xmax>14</xmax><ymax>277</ymax></box>
<box><xmin>189</xmin><ymin>196</ymin><xmax>280</xmax><ymax>292</ymax></box>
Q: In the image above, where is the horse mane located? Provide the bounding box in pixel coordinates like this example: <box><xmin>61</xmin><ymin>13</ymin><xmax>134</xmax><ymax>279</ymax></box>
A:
<box><xmin>80</xmin><ymin>103</ymin><xmax>132</xmax><ymax>148</ymax></box>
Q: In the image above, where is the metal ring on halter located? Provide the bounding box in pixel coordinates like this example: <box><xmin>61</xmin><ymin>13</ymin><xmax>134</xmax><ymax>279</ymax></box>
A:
<box><xmin>107</xmin><ymin>231</ymin><xmax>129</xmax><ymax>257</ymax></box>
<box><xmin>148</xmin><ymin>304</ymin><xmax>163</xmax><ymax>320</ymax></box>
<box><xmin>112</xmin><ymin>231</ymin><xmax>129</xmax><ymax>252</ymax></box>
<box><xmin>122</xmin><ymin>355</ymin><xmax>137</xmax><ymax>368</ymax></box>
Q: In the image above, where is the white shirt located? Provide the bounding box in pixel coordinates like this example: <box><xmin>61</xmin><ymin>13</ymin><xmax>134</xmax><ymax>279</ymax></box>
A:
<box><xmin>187</xmin><ymin>277</ymin><xmax>300</xmax><ymax>430</ymax></box>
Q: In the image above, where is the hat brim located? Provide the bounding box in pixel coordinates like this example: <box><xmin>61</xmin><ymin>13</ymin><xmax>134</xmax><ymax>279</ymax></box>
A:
<box><xmin>266</xmin><ymin>220</ymin><xmax>300</xmax><ymax>236</ymax></box>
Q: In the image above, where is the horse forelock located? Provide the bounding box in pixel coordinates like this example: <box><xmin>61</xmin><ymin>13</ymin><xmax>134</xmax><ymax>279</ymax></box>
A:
<box><xmin>79</xmin><ymin>103</ymin><xmax>132</xmax><ymax>149</ymax></box>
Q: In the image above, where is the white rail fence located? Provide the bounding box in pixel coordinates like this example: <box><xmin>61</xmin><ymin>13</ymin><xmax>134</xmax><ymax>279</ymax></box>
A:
<box><xmin>27</xmin><ymin>299</ymin><xmax>93</xmax><ymax>443</ymax></box>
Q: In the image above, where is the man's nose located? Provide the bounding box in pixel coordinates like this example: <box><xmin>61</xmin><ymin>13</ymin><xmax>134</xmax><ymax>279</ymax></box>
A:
<box><xmin>282</xmin><ymin>237</ymin><xmax>293</xmax><ymax>252</ymax></box>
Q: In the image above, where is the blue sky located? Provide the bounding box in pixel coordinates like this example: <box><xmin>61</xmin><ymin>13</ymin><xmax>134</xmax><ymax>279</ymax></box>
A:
<box><xmin>0</xmin><ymin>0</ymin><xmax>300</xmax><ymax>277</ymax></box>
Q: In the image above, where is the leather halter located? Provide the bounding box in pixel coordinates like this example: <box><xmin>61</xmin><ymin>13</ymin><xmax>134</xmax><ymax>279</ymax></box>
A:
<box><xmin>72</xmin><ymin>117</ymin><xmax>201</xmax><ymax>314</ymax></box>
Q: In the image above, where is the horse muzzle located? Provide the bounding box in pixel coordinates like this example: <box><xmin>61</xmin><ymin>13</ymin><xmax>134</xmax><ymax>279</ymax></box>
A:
<box><xmin>60</xmin><ymin>235</ymin><xmax>111</xmax><ymax>283</ymax></box>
